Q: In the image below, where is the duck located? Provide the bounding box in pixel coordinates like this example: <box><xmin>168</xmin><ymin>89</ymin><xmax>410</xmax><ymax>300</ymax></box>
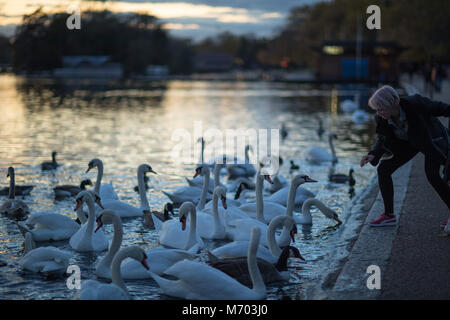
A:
<box><xmin>207</xmin><ymin>245</ymin><xmax>304</xmax><ymax>286</ymax></box>
<box><xmin>94</xmin><ymin>210</ymin><xmax>196</xmax><ymax>279</ymax></box>
<box><xmin>143</xmin><ymin>203</ymin><xmax>173</xmax><ymax>229</ymax></box>
<box><xmin>210</xmin><ymin>215</ymin><xmax>299</xmax><ymax>264</ymax></box>
<box><xmin>19</xmin><ymin>232</ymin><xmax>72</xmax><ymax>277</ymax></box>
<box><xmin>80</xmin><ymin>246</ymin><xmax>149</xmax><ymax>300</ymax></box>
<box><xmin>98</xmin><ymin>164</ymin><xmax>157</xmax><ymax>218</ymax></box>
<box><xmin>150</xmin><ymin>226</ymin><xmax>267</xmax><ymax>300</ymax></box>
<box><xmin>41</xmin><ymin>151</ymin><xmax>59</xmax><ymax>171</ymax></box>
<box><xmin>69</xmin><ymin>191</ymin><xmax>109</xmax><ymax>252</ymax></box>
<box><xmin>86</xmin><ymin>158</ymin><xmax>118</xmax><ymax>200</ymax></box>
<box><xmin>328</xmin><ymin>168</ymin><xmax>355</xmax><ymax>185</ymax></box>
<box><xmin>153</xmin><ymin>201</ymin><xmax>204</xmax><ymax>252</ymax></box>
<box><xmin>305</xmin><ymin>133</ymin><xmax>338</xmax><ymax>165</ymax></box>
<box><xmin>53</xmin><ymin>179</ymin><xmax>93</xmax><ymax>199</ymax></box>
<box><xmin>162</xmin><ymin>166</ymin><xmax>212</xmax><ymax>206</ymax></box>
<box><xmin>0</xmin><ymin>167</ymin><xmax>30</xmax><ymax>220</ymax></box>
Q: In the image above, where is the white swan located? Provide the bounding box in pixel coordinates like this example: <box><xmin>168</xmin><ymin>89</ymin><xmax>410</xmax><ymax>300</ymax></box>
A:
<box><xmin>69</xmin><ymin>191</ymin><xmax>109</xmax><ymax>252</ymax></box>
<box><xmin>162</xmin><ymin>166</ymin><xmax>212</xmax><ymax>206</ymax></box>
<box><xmin>340</xmin><ymin>99</ymin><xmax>358</xmax><ymax>113</ymax></box>
<box><xmin>150</xmin><ymin>226</ymin><xmax>266</xmax><ymax>300</ymax></box>
<box><xmin>86</xmin><ymin>158</ymin><xmax>118</xmax><ymax>200</ymax></box>
<box><xmin>0</xmin><ymin>167</ymin><xmax>30</xmax><ymax>220</ymax></box>
<box><xmin>19</xmin><ymin>232</ymin><xmax>72</xmax><ymax>277</ymax></box>
<box><xmin>296</xmin><ymin>198</ymin><xmax>342</xmax><ymax>225</ymax></box>
<box><xmin>154</xmin><ymin>201</ymin><xmax>204</xmax><ymax>252</ymax></box>
<box><xmin>196</xmin><ymin>186</ymin><xmax>228</xmax><ymax>239</ymax></box>
<box><xmin>94</xmin><ymin>210</ymin><xmax>195</xmax><ymax>279</ymax></box>
<box><xmin>18</xmin><ymin>211</ymin><xmax>80</xmax><ymax>242</ymax></box>
<box><xmin>305</xmin><ymin>133</ymin><xmax>338</xmax><ymax>165</ymax></box>
<box><xmin>80</xmin><ymin>246</ymin><xmax>149</xmax><ymax>300</ymax></box>
<box><xmin>98</xmin><ymin>164</ymin><xmax>156</xmax><ymax>218</ymax></box>
<box><xmin>211</xmin><ymin>215</ymin><xmax>299</xmax><ymax>264</ymax></box>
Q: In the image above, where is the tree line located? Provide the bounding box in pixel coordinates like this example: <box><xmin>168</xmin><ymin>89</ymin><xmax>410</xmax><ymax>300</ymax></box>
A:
<box><xmin>0</xmin><ymin>0</ymin><xmax>448</xmax><ymax>75</ymax></box>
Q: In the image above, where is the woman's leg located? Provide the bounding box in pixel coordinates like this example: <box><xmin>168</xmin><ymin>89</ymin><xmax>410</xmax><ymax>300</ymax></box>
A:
<box><xmin>377</xmin><ymin>145</ymin><xmax>418</xmax><ymax>215</ymax></box>
<box><xmin>424</xmin><ymin>156</ymin><xmax>450</xmax><ymax>210</ymax></box>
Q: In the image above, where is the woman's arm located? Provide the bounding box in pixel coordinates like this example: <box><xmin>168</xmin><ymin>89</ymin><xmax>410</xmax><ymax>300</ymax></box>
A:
<box><xmin>410</xmin><ymin>94</ymin><xmax>450</xmax><ymax>117</ymax></box>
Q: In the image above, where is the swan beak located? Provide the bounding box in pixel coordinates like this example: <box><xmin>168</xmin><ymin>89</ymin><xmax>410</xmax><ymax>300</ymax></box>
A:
<box><xmin>150</xmin><ymin>169</ymin><xmax>157</xmax><ymax>175</ymax></box>
<box><xmin>264</xmin><ymin>175</ymin><xmax>273</xmax><ymax>184</ymax></box>
<box><xmin>290</xmin><ymin>226</ymin><xmax>297</xmax><ymax>243</ymax></box>
<box><xmin>141</xmin><ymin>258</ymin><xmax>150</xmax><ymax>270</ymax></box>
<box><xmin>305</xmin><ymin>177</ymin><xmax>317</xmax><ymax>183</ymax></box>
<box><xmin>333</xmin><ymin>214</ymin><xmax>342</xmax><ymax>225</ymax></box>
<box><xmin>94</xmin><ymin>219</ymin><xmax>103</xmax><ymax>233</ymax></box>
<box><xmin>297</xmin><ymin>252</ymin><xmax>306</xmax><ymax>262</ymax></box>
<box><xmin>96</xmin><ymin>199</ymin><xmax>104</xmax><ymax>209</ymax></box>
<box><xmin>221</xmin><ymin>196</ymin><xmax>227</xmax><ymax>209</ymax></box>
<box><xmin>180</xmin><ymin>216</ymin><xmax>186</xmax><ymax>230</ymax></box>
<box><xmin>85</xmin><ymin>165</ymin><xmax>92</xmax><ymax>173</ymax></box>
<box><xmin>193</xmin><ymin>169</ymin><xmax>200</xmax><ymax>178</ymax></box>
<box><xmin>74</xmin><ymin>199</ymin><xmax>82</xmax><ymax>211</ymax></box>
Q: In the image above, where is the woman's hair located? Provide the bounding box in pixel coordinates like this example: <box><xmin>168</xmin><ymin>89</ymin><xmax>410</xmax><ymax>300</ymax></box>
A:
<box><xmin>368</xmin><ymin>85</ymin><xmax>400</xmax><ymax>110</ymax></box>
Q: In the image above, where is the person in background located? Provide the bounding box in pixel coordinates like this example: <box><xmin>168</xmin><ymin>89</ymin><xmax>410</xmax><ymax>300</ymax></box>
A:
<box><xmin>360</xmin><ymin>85</ymin><xmax>450</xmax><ymax>227</ymax></box>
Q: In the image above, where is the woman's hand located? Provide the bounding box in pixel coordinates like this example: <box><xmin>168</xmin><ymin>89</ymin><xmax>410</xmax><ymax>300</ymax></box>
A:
<box><xmin>360</xmin><ymin>154</ymin><xmax>375</xmax><ymax>167</ymax></box>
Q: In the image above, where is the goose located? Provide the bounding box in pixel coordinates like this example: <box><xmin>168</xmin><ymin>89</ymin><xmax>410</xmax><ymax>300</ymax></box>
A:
<box><xmin>153</xmin><ymin>201</ymin><xmax>204</xmax><ymax>252</ymax></box>
<box><xmin>196</xmin><ymin>186</ymin><xmax>228</xmax><ymax>240</ymax></box>
<box><xmin>295</xmin><ymin>198</ymin><xmax>342</xmax><ymax>225</ymax></box>
<box><xmin>329</xmin><ymin>168</ymin><xmax>355</xmax><ymax>185</ymax></box>
<box><xmin>150</xmin><ymin>226</ymin><xmax>266</xmax><ymax>300</ymax></box>
<box><xmin>305</xmin><ymin>133</ymin><xmax>338</xmax><ymax>165</ymax></box>
<box><xmin>0</xmin><ymin>167</ymin><xmax>30</xmax><ymax>220</ymax></box>
<box><xmin>210</xmin><ymin>215</ymin><xmax>299</xmax><ymax>264</ymax></box>
<box><xmin>143</xmin><ymin>203</ymin><xmax>173</xmax><ymax>229</ymax></box>
<box><xmin>80</xmin><ymin>246</ymin><xmax>149</xmax><ymax>300</ymax></box>
<box><xmin>207</xmin><ymin>245</ymin><xmax>304</xmax><ymax>286</ymax></box>
<box><xmin>86</xmin><ymin>158</ymin><xmax>118</xmax><ymax>200</ymax></box>
<box><xmin>0</xmin><ymin>184</ymin><xmax>34</xmax><ymax>196</ymax></box>
<box><xmin>69</xmin><ymin>191</ymin><xmax>109</xmax><ymax>252</ymax></box>
<box><xmin>227</xmin><ymin>145</ymin><xmax>257</xmax><ymax>179</ymax></box>
<box><xmin>94</xmin><ymin>210</ymin><xmax>195</xmax><ymax>279</ymax></box>
<box><xmin>97</xmin><ymin>164</ymin><xmax>156</xmax><ymax>218</ymax></box>
<box><xmin>53</xmin><ymin>179</ymin><xmax>92</xmax><ymax>199</ymax></box>
<box><xmin>162</xmin><ymin>166</ymin><xmax>212</xmax><ymax>206</ymax></box>
<box><xmin>340</xmin><ymin>99</ymin><xmax>358</xmax><ymax>113</ymax></box>
<box><xmin>17</xmin><ymin>210</ymin><xmax>81</xmax><ymax>242</ymax></box>
<box><xmin>19</xmin><ymin>232</ymin><xmax>72</xmax><ymax>277</ymax></box>
<box><xmin>41</xmin><ymin>151</ymin><xmax>59</xmax><ymax>171</ymax></box>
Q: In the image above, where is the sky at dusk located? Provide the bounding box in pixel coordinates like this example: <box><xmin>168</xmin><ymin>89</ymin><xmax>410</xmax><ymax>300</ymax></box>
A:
<box><xmin>0</xmin><ymin>0</ymin><xmax>321</xmax><ymax>40</ymax></box>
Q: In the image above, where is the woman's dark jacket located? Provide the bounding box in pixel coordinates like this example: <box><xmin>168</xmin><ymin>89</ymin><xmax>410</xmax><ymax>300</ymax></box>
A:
<box><xmin>368</xmin><ymin>94</ymin><xmax>450</xmax><ymax>166</ymax></box>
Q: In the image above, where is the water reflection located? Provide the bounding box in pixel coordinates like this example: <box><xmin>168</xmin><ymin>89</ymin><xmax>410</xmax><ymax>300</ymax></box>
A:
<box><xmin>0</xmin><ymin>74</ymin><xmax>377</xmax><ymax>300</ymax></box>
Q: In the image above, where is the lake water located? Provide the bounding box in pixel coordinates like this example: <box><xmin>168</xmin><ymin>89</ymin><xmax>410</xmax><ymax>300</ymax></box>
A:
<box><xmin>0</xmin><ymin>74</ymin><xmax>377</xmax><ymax>300</ymax></box>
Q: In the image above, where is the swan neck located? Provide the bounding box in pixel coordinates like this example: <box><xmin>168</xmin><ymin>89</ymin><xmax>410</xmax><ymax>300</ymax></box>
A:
<box><xmin>8</xmin><ymin>170</ymin><xmax>15</xmax><ymax>199</ymax></box>
<box><xmin>138</xmin><ymin>167</ymin><xmax>150</xmax><ymax>211</ymax></box>
<box><xmin>267</xmin><ymin>217</ymin><xmax>283</xmax><ymax>257</ymax></box>
<box><xmin>286</xmin><ymin>180</ymin><xmax>299</xmax><ymax>217</ymax></box>
<box><xmin>84</xmin><ymin>195</ymin><xmax>96</xmax><ymax>241</ymax></box>
<box><xmin>76</xmin><ymin>206</ymin><xmax>87</xmax><ymax>224</ymax></box>
<box><xmin>248</xmin><ymin>231</ymin><xmax>266</xmax><ymax>296</ymax></box>
<box><xmin>303</xmin><ymin>198</ymin><xmax>334</xmax><ymax>219</ymax></box>
<box><xmin>212</xmin><ymin>191</ymin><xmax>221</xmax><ymax>233</ymax></box>
<box><xmin>329</xmin><ymin>136</ymin><xmax>336</xmax><ymax>157</ymax></box>
<box><xmin>102</xmin><ymin>215</ymin><xmax>123</xmax><ymax>268</ymax></box>
<box><xmin>94</xmin><ymin>162</ymin><xmax>103</xmax><ymax>194</ymax></box>
<box><xmin>255</xmin><ymin>174</ymin><xmax>264</xmax><ymax>222</ymax></box>
<box><xmin>186</xmin><ymin>207</ymin><xmax>197</xmax><ymax>250</ymax></box>
<box><xmin>275</xmin><ymin>248</ymin><xmax>290</xmax><ymax>272</ymax></box>
<box><xmin>111</xmin><ymin>249</ymin><xmax>131</xmax><ymax>297</ymax></box>
<box><xmin>213</xmin><ymin>164</ymin><xmax>222</xmax><ymax>188</ymax></box>
<box><xmin>197</xmin><ymin>169</ymin><xmax>209</xmax><ymax>211</ymax></box>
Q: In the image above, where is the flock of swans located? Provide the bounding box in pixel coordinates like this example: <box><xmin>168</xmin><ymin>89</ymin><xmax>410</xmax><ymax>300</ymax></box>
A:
<box><xmin>0</xmin><ymin>134</ymin><xmax>356</xmax><ymax>300</ymax></box>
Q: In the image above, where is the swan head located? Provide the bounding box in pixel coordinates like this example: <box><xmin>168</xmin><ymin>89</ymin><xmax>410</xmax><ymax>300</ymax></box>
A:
<box><xmin>234</xmin><ymin>180</ymin><xmax>253</xmax><ymax>200</ymax></box>
<box><xmin>292</xmin><ymin>174</ymin><xmax>317</xmax><ymax>186</ymax></box>
<box><xmin>95</xmin><ymin>209</ymin><xmax>119</xmax><ymax>232</ymax></box>
<box><xmin>86</xmin><ymin>158</ymin><xmax>102</xmax><ymax>173</ymax></box>
<box><xmin>328</xmin><ymin>132</ymin><xmax>338</xmax><ymax>140</ymax></box>
<box><xmin>193</xmin><ymin>165</ymin><xmax>209</xmax><ymax>178</ymax></box>
<box><xmin>6</xmin><ymin>167</ymin><xmax>14</xmax><ymax>178</ymax></box>
<box><xmin>214</xmin><ymin>186</ymin><xmax>227</xmax><ymax>209</ymax></box>
<box><xmin>164</xmin><ymin>203</ymin><xmax>174</xmax><ymax>215</ymax></box>
<box><xmin>139</xmin><ymin>164</ymin><xmax>157</xmax><ymax>175</ymax></box>
<box><xmin>51</xmin><ymin>151</ymin><xmax>57</xmax><ymax>159</ymax></box>
<box><xmin>282</xmin><ymin>246</ymin><xmax>306</xmax><ymax>262</ymax></box>
<box><xmin>122</xmin><ymin>246</ymin><xmax>149</xmax><ymax>270</ymax></box>
<box><xmin>178</xmin><ymin>201</ymin><xmax>196</xmax><ymax>231</ymax></box>
<box><xmin>74</xmin><ymin>191</ymin><xmax>104</xmax><ymax>211</ymax></box>
<box><xmin>80</xmin><ymin>179</ymin><xmax>93</xmax><ymax>189</ymax></box>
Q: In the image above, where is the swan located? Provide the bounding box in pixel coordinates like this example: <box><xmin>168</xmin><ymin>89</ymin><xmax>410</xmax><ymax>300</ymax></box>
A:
<box><xmin>305</xmin><ymin>133</ymin><xmax>338</xmax><ymax>165</ymax></box>
<box><xmin>19</xmin><ymin>232</ymin><xmax>72</xmax><ymax>277</ymax></box>
<box><xmin>150</xmin><ymin>226</ymin><xmax>266</xmax><ymax>300</ymax></box>
<box><xmin>143</xmin><ymin>203</ymin><xmax>173</xmax><ymax>229</ymax></box>
<box><xmin>0</xmin><ymin>184</ymin><xmax>34</xmax><ymax>196</ymax></box>
<box><xmin>226</xmin><ymin>145</ymin><xmax>257</xmax><ymax>179</ymax></box>
<box><xmin>17</xmin><ymin>211</ymin><xmax>80</xmax><ymax>242</ymax></box>
<box><xmin>41</xmin><ymin>151</ymin><xmax>60</xmax><ymax>171</ymax></box>
<box><xmin>98</xmin><ymin>164</ymin><xmax>156</xmax><ymax>218</ymax></box>
<box><xmin>53</xmin><ymin>179</ymin><xmax>92</xmax><ymax>199</ymax></box>
<box><xmin>207</xmin><ymin>245</ymin><xmax>304</xmax><ymax>286</ymax></box>
<box><xmin>329</xmin><ymin>168</ymin><xmax>355</xmax><ymax>185</ymax></box>
<box><xmin>210</xmin><ymin>215</ymin><xmax>300</xmax><ymax>264</ymax></box>
<box><xmin>162</xmin><ymin>166</ymin><xmax>212</xmax><ymax>206</ymax></box>
<box><xmin>295</xmin><ymin>198</ymin><xmax>342</xmax><ymax>225</ymax></box>
<box><xmin>264</xmin><ymin>175</ymin><xmax>316</xmax><ymax>208</ymax></box>
<box><xmin>86</xmin><ymin>158</ymin><xmax>118</xmax><ymax>200</ymax></box>
<box><xmin>69</xmin><ymin>191</ymin><xmax>109</xmax><ymax>252</ymax></box>
<box><xmin>80</xmin><ymin>246</ymin><xmax>149</xmax><ymax>300</ymax></box>
<box><xmin>154</xmin><ymin>201</ymin><xmax>204</xmax><ymax>252</ymax></box>
<box><xmin>0</xmin><ymin>167</ymin><xmax>30</xmax><ymax>220</ymax></box>
<box><xmin>94</xmin><ymin>210</ymin><xmax>195</xmax><ymax>279</ymax></box>
<box><xmin>264</xmin><ymin>174</ymin><xmax>287</xmax><ymax>194</ymax></box>
<box><xmin>196</xmin><ymin>186</ymin><xmax>228</xmax><ymax>239</ymax></box>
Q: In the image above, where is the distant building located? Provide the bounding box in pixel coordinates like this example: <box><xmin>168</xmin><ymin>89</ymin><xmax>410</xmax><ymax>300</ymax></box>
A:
<box><xmin>314</xmin><ymin>41</ymin><xmax>404</xmax><ymax>83</ymax></box>
<box><xmin>195</xmin><ymin>53</ymin><xmax>234</xmax><ymax>72</ymax></box>
<box><xmin>54</xmin><ymin>56</ymin><xmax>123</xmax><ymax>79</ymax></box>
<box><xmin>146</xmin><ymin>65</ymin><xmax>169</xmax><ymax>77</ymax></box>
